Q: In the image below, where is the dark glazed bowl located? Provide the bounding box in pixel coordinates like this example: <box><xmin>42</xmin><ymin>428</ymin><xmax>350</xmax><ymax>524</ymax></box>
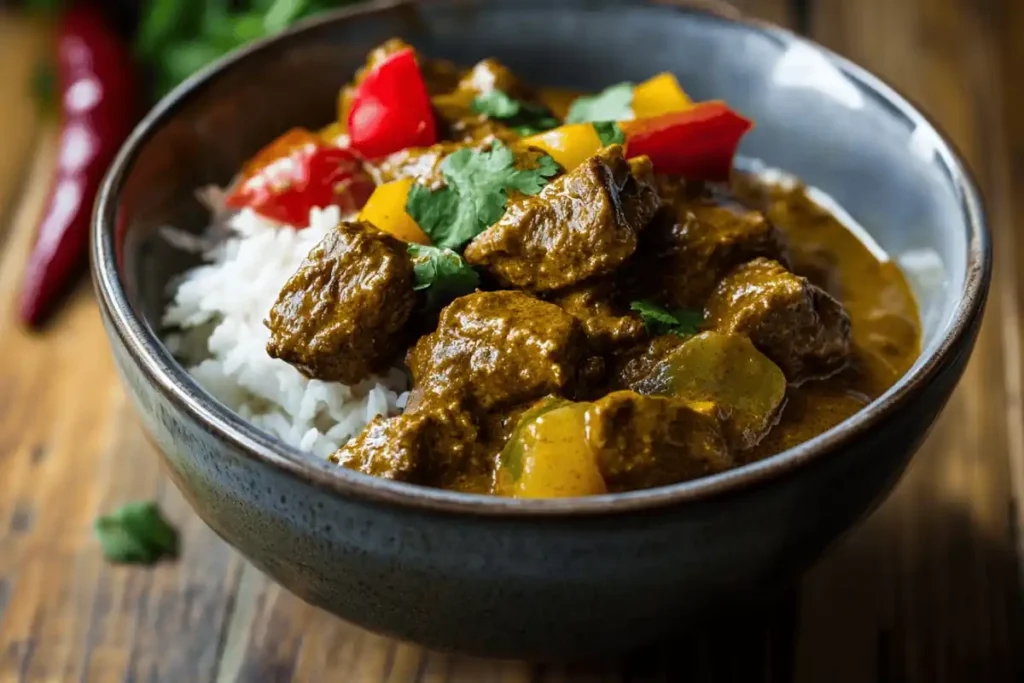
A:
<box><xmin>91</xmin><ymin>0</ymin><xmax>991</xmax><ymax>660</ymax></box>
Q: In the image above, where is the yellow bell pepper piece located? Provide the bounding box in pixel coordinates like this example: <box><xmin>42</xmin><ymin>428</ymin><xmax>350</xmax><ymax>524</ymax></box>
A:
<box><xmin>521</xmin><ymin>123</ymin><xmax>603</xmax><ymax>173</ymax></box>
<box><xmin>358</xmin><ymin>179</ymin><xmax>431</xmax><ymax>245</ymax></box>
<box><xmin>506</xmin><ymin>403</ymin><xmax>607</xmax><ymax>499</ymax></box>
<box><xmin>631</xmin><ymin>72</ymin><xmax>693</xmax><ymax>118</ymax></box>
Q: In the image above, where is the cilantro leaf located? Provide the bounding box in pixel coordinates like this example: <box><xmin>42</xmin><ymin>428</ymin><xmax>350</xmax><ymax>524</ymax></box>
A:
<box><xmin>94</xmin><ymin>502</ymin><xmax>179</xmax><ymax>565</ymax></box>
<box><xmin>472</xmin><ymin>90</ymin><xmax>521</xmax><ymax>118</ymax></box>
<box><xmin>593</xmin><ymin>121</ymin><xmax>626</xmax><ymax>146</ymax></box>
<box><xmin>566</xmin><ymin>82</ymin><xmax>634</xmax><ymax>123</ymax></box>
<box><xmin>471</xmin><ymin>89</ymin><xmax>560</xmax><ymax>137</ymax></box>
<box><xmin>631</xmin><ymin>300</ymin><xmax>704</xmax><ymax>337</ymax></box>
<box><xmin>408</xmin><ymin>244</ymin><xmax>480</xmax><ymax>309</ymax></box>
<box><xmin>406</xmin><ymin>142</ymin><xmax>560</xmax><ymax>251</ymax></box>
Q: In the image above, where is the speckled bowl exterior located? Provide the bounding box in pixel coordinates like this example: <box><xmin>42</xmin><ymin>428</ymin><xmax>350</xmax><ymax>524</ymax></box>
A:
<box><xmin>91</xmin><ymin>0</ymin><xmax>991</xmax><ymax>660</ymax></box>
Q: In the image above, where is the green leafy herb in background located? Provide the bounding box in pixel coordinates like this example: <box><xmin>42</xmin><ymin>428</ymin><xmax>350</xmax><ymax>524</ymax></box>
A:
<box><xmin>94</xmin><ymin>501</ymin><xmax>179</xmax><ymax>565</ymax></box>
<box><xmin>408</xmin><ymin>244</ymin><xmax>480</xmax><ymax>310</ymax></box>
<box><xmin>566</xmin><ymin>82</ymin><xmax>634</xmax><ymax>123</ymax></box>
<box><xmin>24</xmin><ymin>0</ymin><xmax>359</xmax><ymax>100</ymax></box>
<box><xmin>406</xmin><ymin>142</ymin><xmax>560</xmax><ymax>250</ymax></box>
<box><xmin>137</xmin><ymin>0</ymin><xmax>357</xmax><ymax>97</ymax></box>
<box><xmin>471</xmin><ymin>89</ymin><xmax>560</xmax><ymax>137</ymax></box>
<box><xmin>592</xmin><ymin>121</ymin><xmax>625</xmax><ymax>146</ymax></box>
<box><xmin>630</xmin><ymin>300</ymin><xmax>704</xmax><ymax>337</ymax></box>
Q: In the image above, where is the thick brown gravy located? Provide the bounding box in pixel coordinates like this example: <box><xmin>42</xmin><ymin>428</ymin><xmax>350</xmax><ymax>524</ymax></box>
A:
<box><xmin>734</xmin><ymin>177</ymin><xmax>921</xmax><ymax>459</ymax></box>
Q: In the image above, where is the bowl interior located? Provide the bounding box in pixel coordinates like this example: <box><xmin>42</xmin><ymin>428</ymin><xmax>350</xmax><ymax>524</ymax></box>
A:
<box><xmin>102</xmin><ymin>0</ymin><xmax>979</xmax><ymax>504</ymax></box>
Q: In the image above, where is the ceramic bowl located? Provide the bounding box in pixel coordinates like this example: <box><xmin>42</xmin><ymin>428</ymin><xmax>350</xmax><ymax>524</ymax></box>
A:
<box><xmin>91</xmin><ymin>0</ymin><xmax>991</xmax><ymax>660</ymax></box>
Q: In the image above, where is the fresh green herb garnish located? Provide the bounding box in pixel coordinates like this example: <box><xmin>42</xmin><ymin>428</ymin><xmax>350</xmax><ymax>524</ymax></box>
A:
<box><xmin>566</xmin><ymin>82</ymin><xmax>634</xmax><ymax>123</ymax></box>
<box><xmin>471</xmin><ymin>89</ymin><xmax>560</xmax><ymax>137</ymax></box>
<box><xmin>406</xmin><ymin>142</ymin><xmax>560</xmax><ymax>250</ymax></box>
<box><xmin>408</xmin><ymin>244</ymin><xmax>480</xmax><ymax>309</ymax></box>
<box><xmin>592</xmin><ymin>121</ymin><xmax>626</xmax><ymax>146</ymax></box>
<box><xmin>138</xmin><ymin>0</ymin><xmax>356</xmax><ymax>97</ymax></box>
<box><xmin>94</xmin><ymin>502</ymin><xmax>179</xmax><ymax>565</ymax></box>
<box><xmin>631</xmin><ymin>300</ymin><xmax>704</xmax><ymax>337</ymax></box>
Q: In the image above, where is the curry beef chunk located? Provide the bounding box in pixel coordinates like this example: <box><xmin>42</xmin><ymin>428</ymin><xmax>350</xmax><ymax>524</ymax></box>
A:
<box><xmin>332</xmin><ymin>290</ymin><xmax>585</xmax><ymax>488</ymax></box>
<box><xmin>463</xmin><ymin>145</ymin><xmax>661</xmax><ymax>292</ymax></box>
<box><xmin>331</xmin><ymin>400</ymin><xmax>485</xmax><ymax>489</ymax></box>
<box><xmin>706</xmin><ymin>257</ymin><xmax>851</xmax><ymax>384</ymax></box>
<box><xmin>634</xmin><ymin>196</ymin><xmax>790</xmax><ymax>308</ymax></box>
<box><xmin>407</xmin><ymin>290</ymin><xmax>585</xmax><ymax>412</ymax></box>
<box><xmin>266</xmin><ymin>220</ymin><xmax>416</xmax><ymax>385</ymax></box>
<box><xmin>547</xmin><ymin>279</ymin><xmax>647</xmax><ymax>353</ymax></box>
<box><xmin>587</xmin><ymin>392</ymin><xmax>735</xmax><ymax>492</ymax></box>
<box><xmin>608</xmin><ymin>334</ymin><xmax>689</xmax><ymax>391</ymax></box>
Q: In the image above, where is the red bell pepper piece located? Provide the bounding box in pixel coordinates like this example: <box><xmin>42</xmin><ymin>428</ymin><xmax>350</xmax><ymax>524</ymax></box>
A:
<box><xmin>621</xmin><ymin>101</ymin><xmax>754</xmax><ymax>181</ymax></box>
<box><xmin>347</xmin><ymin>47</ymin><xmax>436</xmax><ymax>159</ymax></box>
<box><xmin>225</xmin><ymin>128</ymin><xmax>375</xmax><ymax>228</ymax></box>
<box><xmin>19</xmin><ymin>4</ymin><xmax>140</xmax><ymax>327</ymax></box>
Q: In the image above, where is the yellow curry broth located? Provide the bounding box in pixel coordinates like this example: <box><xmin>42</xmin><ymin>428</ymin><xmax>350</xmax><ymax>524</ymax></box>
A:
<box><xmin>733</xmin><ymin>177</ymin><xmax>921</xmax><ymax>460</ymax></box>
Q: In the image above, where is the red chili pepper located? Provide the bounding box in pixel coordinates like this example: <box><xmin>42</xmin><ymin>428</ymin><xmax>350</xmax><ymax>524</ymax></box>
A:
<box><xmin>225</xmin><ymin>128</ymin><xmax>375</xmax><ymax>228</ymax></box>
<box><xmin>347</xmin><ymin>47</ymin><xmax>436</xmax><ymax>160</ymax></box>
<box><xmin>19</xmin><ymin>5</ymin><xmax>139</xmax><ymax>327</ymax></box>
<box><xmin>621</xmin><ymin>101</ymin><xmax>754</xmax><ymax>181</ymax></box>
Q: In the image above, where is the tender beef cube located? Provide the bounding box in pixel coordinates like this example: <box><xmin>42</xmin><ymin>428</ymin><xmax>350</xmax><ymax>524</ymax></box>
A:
<box><xmin>706</xmin><ymin>258</ymin><xmax>851</xmax><ymax>383</ymax></box>
<box><xmin>586</xmin><ymin>391</ymin><xmax>735</xmax><ymax>492</ymax></box>
<box><xmin>548</xmin><ymin>280</ymin><xmax>647</xmax><ymax>353</ymax></box>
<box><xmin>634</xmin><ymin>198</ymin><xmax>789</xmax><ymax>308</ymax></box>
<box><xmin>406</xmin><ymin>291</ymin><xmax>585</xmax><ymax>411</ymax></box>
<box><xmin>266</xmin><ymin>221</ymin><xmax>415</xmax><ymax>384</ymax></box>
<box><xmin>464</xmin><ymin>146</ymin><xmax>660</xmax><ymax>291</ymax></box>
<box><xmin>608</xmin><ymin>334</ymin><xmax>688</xmax><ymax>391</ymax></box>
<box><xmin>331</xmin><ymin>401</ymin><xmax>486</xmax><ymax>490</ymax></box>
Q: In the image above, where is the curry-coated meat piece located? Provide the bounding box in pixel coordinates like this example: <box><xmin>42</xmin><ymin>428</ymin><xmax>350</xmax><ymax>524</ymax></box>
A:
<box><xmin>607</xmin><ymin>334</ymin><xmax>689</xmax><ymax>391</ymax></box>
<box><xmin>634</xmin><ymin>196</ymin><xmax>790</xmax><ymax>308</ymax></box>
<box><xmin>586</xmin><ymin>391</ymin><xmax>735</xmax><ymax>492</ymax></box>
<box><xmin>330</xmin><ymin>400</ymin><xmax>486</xmax><ymax>490</ymax></box>
<box><xmin>463</xmin><ymin>145</ymin><xmax>660</xmax><ymax>292</ymax></box>
<box><xmin>547</xmin><ymin>279</ymin><xmax>647</xmax><ymax>353</ymax></box>
<box><xmin>706</xmin><ymin>258</ymin><xmax>851</xmax><ymax>384</ymax></box>
<box><xmin>266</xmin><ymin>220</ymin><xmax>415</xmax><ymax>384</ymax></box>
<box><xmin>406</xmin><ymin>290</ymin><xmax>585</xmax><ymax>412</ymax></box>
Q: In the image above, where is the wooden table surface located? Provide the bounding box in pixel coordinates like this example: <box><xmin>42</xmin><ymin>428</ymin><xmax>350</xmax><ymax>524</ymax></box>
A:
<box><xmin>1</xmin><ymin>1</ymin><xmax>1023</xmax><ymax>681</ymax></box>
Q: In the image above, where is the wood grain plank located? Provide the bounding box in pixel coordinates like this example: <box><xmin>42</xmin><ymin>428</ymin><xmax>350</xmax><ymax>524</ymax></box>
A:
<box><xmin>997</xmin><ymin>0</ymin><xmax>1024</xmax><ymax>594</ymax></box>
<box><xmin>795</xmin><ymin>0</ymin><xmax>1024</xmax><ymax>681</ymax></box>
<box><xmin>0</xmin><ymin>24</ymin><xmax>247</xmax><ymax>683</ymax></box>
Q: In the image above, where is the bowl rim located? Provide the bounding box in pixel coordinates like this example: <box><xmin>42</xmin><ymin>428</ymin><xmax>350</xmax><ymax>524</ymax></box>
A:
<box><xmin>91</xmin><ymin>0</ymin><xmax>992</xmax><ymax>518</ymax></box>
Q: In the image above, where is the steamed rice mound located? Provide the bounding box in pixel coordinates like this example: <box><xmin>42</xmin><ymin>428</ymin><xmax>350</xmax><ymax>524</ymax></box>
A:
<box><xmin>162</xmin><ymin>205</ymin><xmax>409</xmax><ymax>459</ymax></box>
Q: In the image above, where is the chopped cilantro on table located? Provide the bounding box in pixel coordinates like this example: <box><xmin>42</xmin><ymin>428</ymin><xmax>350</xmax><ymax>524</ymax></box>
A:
<box><xmin>592</xmin><ymin>121</ymin><xmax>626</xmax><ymax>146</ymax></box>
<box><xmin>471</xmin><ymin>89</ymin><xmax>561</xmax><ymax>136</ymax></box>
<box><xmin>406</xmin><ymin>141</ymin><xmax>560</xmax><ymax>251</ymax></box>
<box><xmin>631</xmin><ymin>300</ymin><xmax>705</xmax><ymax>337</ymax></box>
<box><xmin>566</xmin><ymin>82</ymin><xmax>634</xmax><ymax>123</ymax></box>
<box><xmin>94</xmin><ymin>501</ymin><xmax>179</xmax><ymax>565</ymax></box>
<box><xmin>408</xmin><ymin>244</ymin><xmax>480</xmax><ymax>309</ymax></box>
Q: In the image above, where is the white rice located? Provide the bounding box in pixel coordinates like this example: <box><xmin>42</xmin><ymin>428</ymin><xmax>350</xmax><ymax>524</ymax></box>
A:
<box><xmin>162</xmin><ymin>205</ymin><xmax>409</xmax><ymax>459</ymax></box>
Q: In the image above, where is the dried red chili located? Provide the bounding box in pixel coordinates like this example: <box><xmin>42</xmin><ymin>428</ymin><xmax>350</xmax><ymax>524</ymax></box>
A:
<box><xmin>19</xmin><ymin>5</ymin><xmax>139</xmax><ymax>327</ymax></box>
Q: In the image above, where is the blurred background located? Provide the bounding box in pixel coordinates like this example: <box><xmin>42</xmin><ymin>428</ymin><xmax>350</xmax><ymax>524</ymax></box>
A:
<box><xmin>0</xmin><ymin>0</ymin><xmax>1021</xmax><ymax>681</ymax></box>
